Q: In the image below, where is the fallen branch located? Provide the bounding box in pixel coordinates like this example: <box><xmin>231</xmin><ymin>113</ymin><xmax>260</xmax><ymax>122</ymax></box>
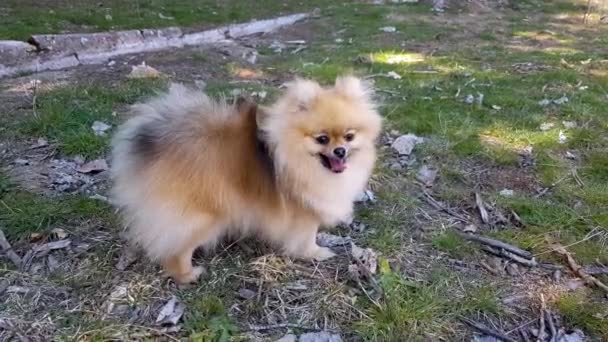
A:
<box><xmin>586</xmin><ymin>265</ymin><xmax>608</xmax><ymax>275</ymax></box>
<box><xmin>461</xmin><ymin>318</ymin><xmax>517</xmax><ymax>342</ymax></box>
<box><xmin>545</xmin><ymin>309</ymin><xmax>557</xmax><ymax>342</ymax></box>
<box><xmin>538</xmin><ymin>295</ymin><xmax>547</xmax><ymax>342</ymax></box>
<box><xmin>457</xmin><ymin>232</ymin><xmax>533</xmax><ymax>259</ymax></box>
<box><xmin>247</xmin><ymin>323</ymin><xmax>333</xmax><ymax>332</ymax></box>
<box><xmin>0</xmin><ymin>227</ymin><xmax>22</xmax><ymax>268</ymax></box>
<box><xmin>553</xmin><ymin>244</ymin><xmax>608</xmax><ymax>294</ymax></box>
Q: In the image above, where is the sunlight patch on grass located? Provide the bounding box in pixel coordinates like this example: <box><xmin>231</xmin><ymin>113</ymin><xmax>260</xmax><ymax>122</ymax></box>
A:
<box><xmin>371</xmin><ymin>52</ymin><xmax>426</xmax><ymax>65</ymax></box>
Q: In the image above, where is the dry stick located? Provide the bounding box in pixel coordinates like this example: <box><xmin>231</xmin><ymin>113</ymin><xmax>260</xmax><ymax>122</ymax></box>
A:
<box><xmin>247</xmin><ymin>323</ymin><xmax>330</xmax><ymax>332</ymax></box>
<box><xmin>482</xmin><ymin>246</ymin><xmax>538</xmax><ymax>267</ymax></box>
<box><xmin>546</xmin><ymin>309</ymin><xmax>557</xmax><ymax>342</ymax></box>
<box><xmin>553</xmin><ymin>245</ymin><xmax>608</xmax><ymax>294</ymax></box>
<box><xmin>421</xmin><ymin>190</ymin><xmax>470</xmax><ymax>223</ymax></box>
<box><xmin>584</xmin><ymin>0</ymin><xmax>593</xmax><ymax>23</ymax></box>
<box><xmin>586</xmin><ymin>265</ymin><xmax>608</xmax><ymax>275</ymax></box>
<box><xmin>538</xmin><ymin>295</ymin><xmax>547</xmax><ymax>342</ymax></box>
<box><xmin>457</xmin><ymin>232</ymin><xmax>533</xmax><ymax>259</ymax></box>
<box><xmin>0</xmin><ymin>227</ymin><xmax>22</xmax><ymax>268</ymax></box>
<box><xmin>461</xmin><ymin>318</ymin><xmax>517</xmax><ymax>342</ymax></box>
<box><xmin>475</xmin><ymin>192</ymin><xmax>490</xmax><ymax>224</ymax></box>
<box><xmin>519</xmin><ymin>328</ymin><xmax>531</xmax><ymax>342</ymax></box>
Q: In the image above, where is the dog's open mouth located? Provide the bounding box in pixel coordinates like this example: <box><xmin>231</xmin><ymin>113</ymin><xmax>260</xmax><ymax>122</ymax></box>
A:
<box><xmin>319</xmin><ymin>154</ymin><xmax>346</xmax><ymax>173</ymax></box>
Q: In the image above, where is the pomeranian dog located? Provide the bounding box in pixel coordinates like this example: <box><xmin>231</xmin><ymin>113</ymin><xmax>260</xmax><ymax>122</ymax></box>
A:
<box><xmin>110</xmin><ymin>76</ymin><xmax>381</xmax><ymax>283</ymax></box>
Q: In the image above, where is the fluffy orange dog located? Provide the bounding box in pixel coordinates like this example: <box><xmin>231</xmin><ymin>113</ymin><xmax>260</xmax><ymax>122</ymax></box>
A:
<box><xmin>110</xmin><ymin>76</ymin><xmax>381</xmax><ymax>283</ymax></box>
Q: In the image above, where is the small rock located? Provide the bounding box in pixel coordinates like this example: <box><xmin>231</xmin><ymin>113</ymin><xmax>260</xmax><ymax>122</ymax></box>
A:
<box><xmin>540</xmin><ymin>122</ymin><xmax>555</xmax><ymax>131</ymax></box>
<box><xmin>499</xmin><ymin>189</ymin><xmax>514</xmax><ymax>197</ymax></box>
<box><xmin>558</xmin><ymin>329</ymin><xmax>585</xmax><ymax>342</ymax></box>
<box><xmin>107</xmin><ymin>60</ymin><xmax>116</xmax><ymax>66</ymax></box>
<box><xmin>353</xmin><ymin>54</ymin><xmax>373</xmax><ymax>64</ymax></box>
<box><xmin>91</xmin><ymin>121</ymin><xmax>111</xmax><ymax>136</ymax></box>
<box><xmin>491</xmin><ymin>105</ymin><xmax>502</xmax><ymax>110</ymax></box>
<box><xmin>566</xmin><ymin>279</ymin><xmax>585</xmax><ymax>291</ymax></box>
<box><xmin>299</xmin><ymin>331</ymin><xmax>342</xmax><ymax>342</ymax></box>
<box><xmin>506</xmin><ymin>263</ymin><xmax>519</xmax><ymax>276</ymax></box>
<box><xmin>391</xmin><ymin>134</ymin><xmax>423</xmax><ymax>155</ymax></box>
<box><xmin>538</xmin><ymin>99</ymin><xmax>551</xmax><ymax>106</ymax></box>
<box><xmin>116</xmin><ymin>247</ymin><xmax>138</xmax><ymax>271</ymax></box>
<box><xmin>389</xmin><ymin>162</ymin><xmax>403</xmax><ymax>171</ymax></box>
<box><xmin>565</xmin><ymin>151</ymin><xmax>577</xmax><ymax>160</ymax></box>
<box><xmin>276</xmin><ymin>334</ymin><xmax>297</xmax><ymax>342</ymax></box>
<box><xmin>558</xmin><ymin>130</ymin><xmax>567</xmax><ymax>144</ymax></box>
<box><xmin>77</xmin><ymin>159</ymin><xmax>109</xmax><ymax>174</ymax></box>
<box><xmin>317</xmin><ymin>233</ymin><xmax>351</xmax><ymax>248</ymax></box>
<box><xmin>387</xmin><ymin>71</ymin><xmax>401</xmax><ymax>79</ymax></box>
<box><xmin>31</xmin><ymin>137</ymin><xmax>49</xmax><ymax>148</ymax></box>
<box><xmin>194</xmin><ymin>80</ymin><xmax>207</xmax><ymax>89</ymax></box>
<box><xmin>464</xmin><ymin>94</ymin><xmax>475</xmax><ymax>104</ymax></box>
<box><xmin>553</xmin><ymin>96</ymin><xmax>569</xmax><ymax>105</ymax></box>
<box><xmin>156</xmin><ymin>296</ymin><xmax>185</xmax><ymax>326</ymax></box>
<box><xmin>463</xmin><ymin>224</ymin><xmax>477</xmax><ymax>233</ymax></box>
<box><xmin>51</xmin><ymin>228</ymin><xmax>68</xmax><ymax>239</ymax></box>
<box><xmin>238</xmin><ymin>288</ymin><xmax>256</xmax><ymax>300</ymax></box>
<box><xmin>416</xmin><ymin>165</ymin><xmax>437</xmax><ymax>187</ymax></box>
<box><xmin>472</xmin><ymin>336</ymin><xmax>500</xmax><ymax>342</ymax></box>
<box><xmin>349</xmin><ymin>221</ymin><xmax>367</xmax><ymax>232</ymax></box>
<box><xmin>14</xmin><ymin>158</ymin><xmax>29</xmax><ymax>165</ymax></box>
<box><xmin>552</xmin><ymin>270</ymin><xmax>561</xmax><ymax>282</ymax></box>
<box><xmin>355</xmin><ymin>189</ymin><xmax>376</xmax><ymax>203</ymax></box>
<box><xmin>379</xmin><ymin>26</ymin><xmax>397</xmax><ymax>33</ymax></box>
<box><xmin>105</xmin><ymin>14</ymin><xmax>113</xmax><ymax>21</ymax></box>
<box><xmin>562</xmin><ymin>121</ymin><xmax>577</xmax><ymax>129</ymax></box>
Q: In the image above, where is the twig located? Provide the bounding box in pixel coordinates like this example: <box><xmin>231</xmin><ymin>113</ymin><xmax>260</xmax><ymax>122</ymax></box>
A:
<box><xmin>553</xmin><ymin>244</ymin><xmax>608</xmax><ymax>293</ymax></box>
<box><xmin>457</xmin><ymin>232</ymin><xmax>533</xmax><ymax>259</ymax></box>
<box><xmin>534</xmin><ymin>229</ymin><xmax>603</xmax><ymax>257</ymax></box>
<box><xmin>482</xmin><ymin>246</ymin><xmax>538</xmax><ymax>267</ymax></box>
<box><xmin>479</xmin><ymin>260</ymin><xmax>499</xmax><ymax>275</ymax></box>
<box><xmin>545</xmin><ymin>309</ymin><xmax>557</xmax><ymax>342</ymax></box>
<box><xmin>583</xmin><ymin>0</ymin><xmax>593</xmax><ymax>23</ymax></box>
<box><xmin>475</xmin><ymin>192</ymin><xmax>490</xmax><ymax>224</ymax></box>
<box><xmin>247</xmin><ymin>323</ymin><xmax>328</xmax><ymax>332</ymax></box>
<box><xmin>586</xmin><ymin>265</ymin><xmax>608</xmax><ymax>275</ymax></box>
<box><xmin>421</xmin><ymin>190</ymin><xmax>471</xmax><ymax>223</ymax></box>
<box><xmin>461</xmin><ymin>317</ymin><xmax>517</xmax><ymax>342</ymax></box>
<box><xmin>519</xmin><ymin>328</ymin><xmax>531</xmax><ymax>342</ymax></box>
<box><xmin>0</xmin><ymin>227</ymin><xmax>22</xmax><ymax>268</ymax></box>
<box><xmin>538</xmin><ymin>295</ymin><xmax>547</xmax><ymax>342</ymax></box>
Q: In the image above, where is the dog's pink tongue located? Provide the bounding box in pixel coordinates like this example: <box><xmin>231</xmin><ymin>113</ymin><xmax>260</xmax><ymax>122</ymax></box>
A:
<box><xmin>329</xmin><ymin>158</ymin><xmax>346</xmax><ymax>173</ymax></box>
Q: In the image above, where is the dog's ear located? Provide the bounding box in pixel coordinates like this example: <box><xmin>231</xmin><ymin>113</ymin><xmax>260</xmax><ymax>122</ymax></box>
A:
<box><xmin>334</xmin><ymin>75</ymin><xmax>373</xmax><ymax>101</ymax></box>
<box><xmin>283</xmin><ymin>78</ymin><xmax>323</xmax><ymax>111</ymax></box>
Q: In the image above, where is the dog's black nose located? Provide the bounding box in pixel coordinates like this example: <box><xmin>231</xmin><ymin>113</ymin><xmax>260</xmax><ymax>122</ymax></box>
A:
<box><xmin>333</xmin><ymin>147</ymin><xmax>346</xmax><ymax>159</ymax></box>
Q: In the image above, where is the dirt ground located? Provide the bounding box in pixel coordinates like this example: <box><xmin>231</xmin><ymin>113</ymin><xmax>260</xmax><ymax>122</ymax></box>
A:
<box><xmin>1</xmin><ymin>1</ymin><xmax>608</xmax><ymax>341</ymax></box>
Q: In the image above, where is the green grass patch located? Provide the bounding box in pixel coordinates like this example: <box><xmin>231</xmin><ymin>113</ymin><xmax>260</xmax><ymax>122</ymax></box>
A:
<box><xmin>556</xmin><ymin>292</ymin><xmax>608</xmax><ymax>338</ymax></box>
<box><xmin>20</xmin><ymin>78</ymin><xmax>166</xmax><ymax>158</ymax></box>
<box><xmin>184</xmin><ymin>295</ymin><xmax>239</xmax><ymax>341</ymax></box>
<box><xmin>432</xmin><ymin>231</ymin><xmax>475</xmax><ymax>259</ymax></box>
<box><xmin>0</xmin><ymin>189</ymin><xmax>113</xmax><ymax>241</ymax></box>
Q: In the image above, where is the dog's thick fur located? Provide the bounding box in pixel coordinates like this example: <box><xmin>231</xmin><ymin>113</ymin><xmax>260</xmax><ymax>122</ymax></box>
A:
<box><xmin>110</xmin><ymin>76</ymin><xmax>382</xmax><ymax>283</ymax></box>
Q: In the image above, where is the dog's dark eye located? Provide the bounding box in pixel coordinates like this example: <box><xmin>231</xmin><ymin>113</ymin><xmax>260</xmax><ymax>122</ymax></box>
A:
<box><xmin>344</xmin><ymin>133</ymin><xmax>355</xmax><ymax>142</ymax></box>
<box><xmin>315</xmin><ymin>135</ymin><xmax>330</xmax><ymax>145</ymax></box>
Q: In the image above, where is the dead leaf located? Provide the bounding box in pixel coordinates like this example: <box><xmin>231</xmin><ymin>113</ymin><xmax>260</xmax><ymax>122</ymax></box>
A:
<box><xmin>156</xmin><ymin>296</ymin><xmax>185</xmax><ymax>325</ymax></box>
<box><xmin>316</xmin><ymin>233</ymin><xmax>351</xmax><ymax>248</ymax></box>
<box><xmin>299</xmin><ymin>331</ymin><xmax>343</xmax><ymax>342</ymax></box>
<box><xmin>77</xmin><ymin>159</ymin><xmax>109</xmax><ymax>174</ymax></box>
<box><xmin>91</xmin><ymin>121</ymin><xmax>111</xmax><ymax>136</ymax></box>
<box><xmin>351</xmin><ymin>243</ymin><xmax>378</xmax><ymax>275</ymax></box>
<box><xmin>391</xmin><ymin>134</ymin><xmax>423</xmax><ymax>155</ymax></box>
<box><xmin>51</xmin><ymin>228</ymin><xmax>68</xmax><ymax>239</ymax></box>
<box><xmin>128</xmin><ymin>62</ymin><xmax>161</xmax><ymax>79</ymax></box>
<box><xmin>416</xmin><ymin>165</ymin><xmax>437</xmax><ymax>187</ymax></box>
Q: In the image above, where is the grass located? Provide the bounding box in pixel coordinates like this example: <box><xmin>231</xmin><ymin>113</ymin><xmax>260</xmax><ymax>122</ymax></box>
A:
<box><xmin>0</xmin><ymin>0</ymin><xmax>351</xmax><ymax>40</ymax></box>
<box><xmin>556</xmin><ymin>292</ymin><xmax>608</xmax><ymax>337</ymax></box>
<box><xmin>0</xmin><ymin>173</ymin><xmax>114</xmax><ymax>241</ymax></box>
<box><xmin>19</xmin><ymin>78</ymin><xmax>166</xmax><ymax>158</ymax></box>
<box><xmin>2</xmin><ymin>0</ymin><xmax>608</xmax><ymax>340</ymax></box>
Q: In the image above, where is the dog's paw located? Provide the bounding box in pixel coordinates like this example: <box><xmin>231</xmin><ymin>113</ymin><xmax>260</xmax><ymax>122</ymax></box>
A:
<box><xmin>310</xmin><ymin>246</ymin><xmax>336</xmax><ymax>261</ymax></box>
<box><xmin>172</xmin><ymin>266</ymin><xmax>205</xmax><ymax>284</ymax></box>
